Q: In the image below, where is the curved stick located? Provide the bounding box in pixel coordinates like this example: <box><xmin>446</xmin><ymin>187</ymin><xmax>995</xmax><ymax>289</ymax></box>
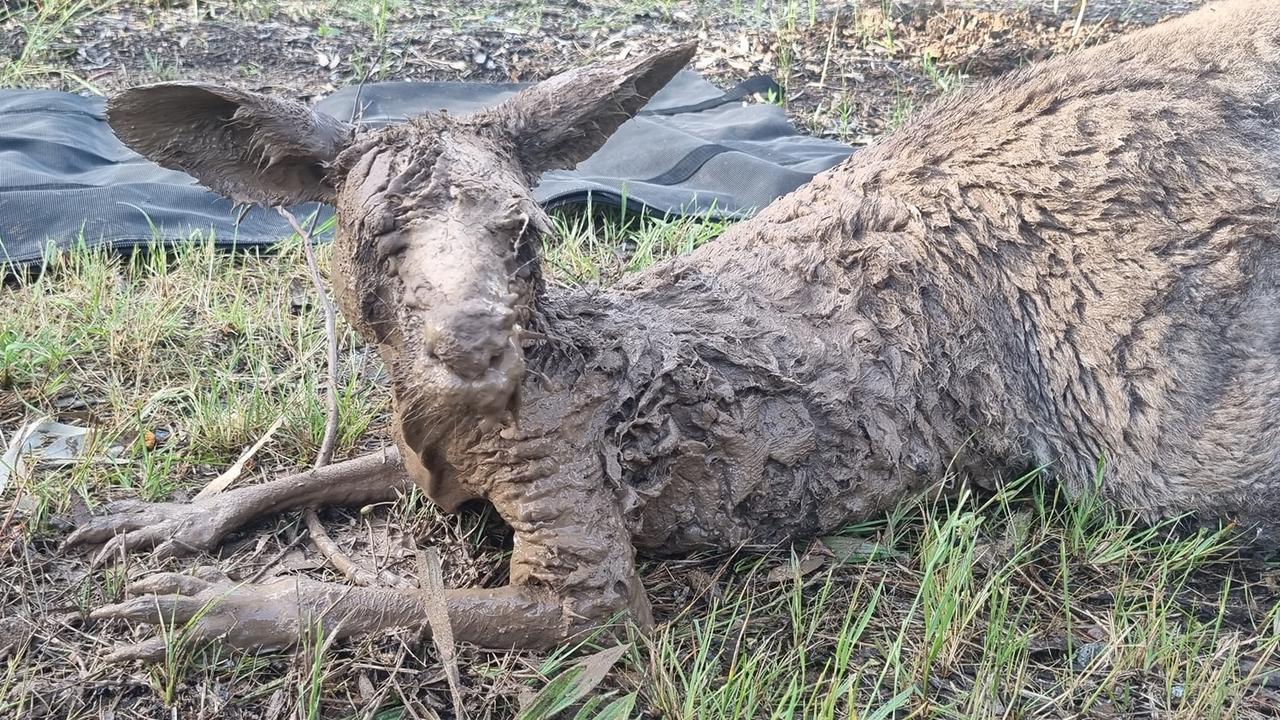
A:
<box><xmin>280</xmin><ymin>207</ymin><xmax>410</xmax><ymax>589</ymax></box>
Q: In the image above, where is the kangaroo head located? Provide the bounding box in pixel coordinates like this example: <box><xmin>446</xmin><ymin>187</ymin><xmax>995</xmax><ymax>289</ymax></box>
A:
<box><xmin>107</xmin><ymin>43</ymin><xmax>697</xmax><ymax>439</ymax></box>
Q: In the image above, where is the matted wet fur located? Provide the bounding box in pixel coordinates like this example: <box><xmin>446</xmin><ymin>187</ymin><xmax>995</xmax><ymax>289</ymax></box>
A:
<box><xmin>69</xmin><ymin>0</ymin><xmax>1280</xmax><ymax>660</ymax></box>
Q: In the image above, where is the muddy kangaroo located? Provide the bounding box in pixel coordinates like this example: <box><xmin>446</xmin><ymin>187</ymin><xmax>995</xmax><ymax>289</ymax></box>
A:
<box><xmin>69</xmin><ymin>0</ymin><xmax>1280</xmax><ymax>662</ymax></box>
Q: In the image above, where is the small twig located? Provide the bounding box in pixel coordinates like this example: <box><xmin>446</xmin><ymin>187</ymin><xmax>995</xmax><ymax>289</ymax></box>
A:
<box><xmin>0</xmin><ymin>458</ymin><xmax>25</xmax><ymax>539</ymax></box>
<box><xmin>818</xmin><ymin>6</ymin><xmax>838</xmax><ymax>88</ymax></box>
<box><xmin>195</xmin><ymin>413</ymin><xmax>285</xmax><ymax>500</ymax></box>
<box><xmin>349</xmin><ymin>51</ymin><xmax>377</xmax><ymax>126</ymax></box>
<box><xmin>357</xmin><ymin>644</ymin><xmax>405</xmax><ymax>720</ymax></box>
<box><xmin>390</xmin><ymin>673</ymin><xmax>430</xmax><ymax>720</ymax></box>
<box><xmin>418</xmin><ymin>547</ymin><xmax>466</xmax><ymax>719</ymax></box>
<box><xmin>277</xmin><ymin>206</ymin><xmax>409</xmax><ymax>589</ymax></box>
<box><xmin>307</xmin><ymin>512</ymin><xmax>413</xmax><ymax>588</ymax></box>
<box><xmin>1071</xmin><ymin>0</ymin><xmax>1088</xmax><ymax>37</ymax></box>
<box><xmin>280</xmin><ymin>208</ymin><xmax>340</xmax><ymax>469</ymax></box>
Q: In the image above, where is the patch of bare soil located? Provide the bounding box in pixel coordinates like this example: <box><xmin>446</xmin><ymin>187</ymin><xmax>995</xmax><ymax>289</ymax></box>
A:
<box><xmin>748</xmin><ymin>4</ymin><xmax>1134</xmax><ymax>139</ymax></box>
<box><xmin>3</xmin><ymin>1</ymin><xmax>1172</xmax><ymax>139</ymax></box>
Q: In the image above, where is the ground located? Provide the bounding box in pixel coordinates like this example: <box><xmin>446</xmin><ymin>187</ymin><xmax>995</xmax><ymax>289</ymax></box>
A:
<box><xmin>6</xmin><ymin>1</ymin><xmax>1280</xmax><ymax>719</ymax></box>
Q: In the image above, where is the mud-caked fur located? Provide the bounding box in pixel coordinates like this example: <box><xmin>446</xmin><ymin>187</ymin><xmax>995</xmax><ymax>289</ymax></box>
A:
<box><xmin>84</xmin><ymin>0</ymin><xmax>1280</xmax><ymax>658</ymax></box>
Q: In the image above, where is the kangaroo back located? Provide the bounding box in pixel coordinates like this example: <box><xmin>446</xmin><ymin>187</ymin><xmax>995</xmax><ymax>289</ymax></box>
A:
<box><xmin>629</xmin><ymin>0</ymin><xmax>1280</xmax><ymax>544</ymax></box>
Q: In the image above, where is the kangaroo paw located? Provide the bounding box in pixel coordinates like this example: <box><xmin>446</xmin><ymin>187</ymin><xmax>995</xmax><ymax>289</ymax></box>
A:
<box><xmin>89</xmin><ymin>568</ymin><xmax>649</xmax><ymax>664</ymax></box>
<box><xmin>65</xmin><ymin>498</ymin><xmax>243</xmax><ymax>567</ymax></box>
<box><xmin>65</xmin><ymin>448</ymin><xmax>410</xmax><ymax>564</ymax></box>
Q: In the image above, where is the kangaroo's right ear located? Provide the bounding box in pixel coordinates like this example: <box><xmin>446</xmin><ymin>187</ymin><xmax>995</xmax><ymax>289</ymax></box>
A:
<box><xmin>481</xmin><ymin>42</ymin><xmax>697</xmax><ymax>175</ymax></box>
<box><xmin>107</xmin><ymin>82</ymin><xmax>355</xmax><ymax>206</ymax></box>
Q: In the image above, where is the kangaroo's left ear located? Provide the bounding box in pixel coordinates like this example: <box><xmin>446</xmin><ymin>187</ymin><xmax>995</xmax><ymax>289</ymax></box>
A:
<box><xmin>475</xmin><ymin>42</ymin><xmax>698</xmax><ymax>175</ymax></box>
<box><xmin>107</xmin><ymin>82</ymin><xmax>355</xmax><ymax>206</ymax></box>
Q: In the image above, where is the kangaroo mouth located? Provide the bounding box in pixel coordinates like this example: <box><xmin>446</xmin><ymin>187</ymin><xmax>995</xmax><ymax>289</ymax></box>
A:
<box><xmin>433</xmin><ymin>338</ymin><xmax>523</xmax><ymax>412</ymax></box>
<box><xmin>396</xmin><ymin>337</ymin><xmax>524</xmax><ymax>435</ymax></box>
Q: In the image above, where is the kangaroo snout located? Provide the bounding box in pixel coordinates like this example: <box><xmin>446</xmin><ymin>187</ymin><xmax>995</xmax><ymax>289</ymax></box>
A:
<box><xmin>423</xmin><ymin>299</ymin><xmax>518</xmax><ymax>380</ymax></box>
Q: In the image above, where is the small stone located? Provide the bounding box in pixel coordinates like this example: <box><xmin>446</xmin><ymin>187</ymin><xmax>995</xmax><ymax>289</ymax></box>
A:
<box><xmin>1071</xmin><ymin>641</ymin><xmax>1106</xmax><ymax>671</ymax></box>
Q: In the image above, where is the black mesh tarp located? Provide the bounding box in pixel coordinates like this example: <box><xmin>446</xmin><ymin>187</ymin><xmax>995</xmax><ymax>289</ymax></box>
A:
<box><xmin>0</xmin><ymin>70</ymin><xmax>854</xmax><ymax>266</ymax></box>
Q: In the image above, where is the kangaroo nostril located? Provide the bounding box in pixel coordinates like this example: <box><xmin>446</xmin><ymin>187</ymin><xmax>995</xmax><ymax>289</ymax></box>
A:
<box><xmin>424</xmin><ymin>327</ymin><xmax>511</xmax><ymax>381</ymax></box>
<box><xmin>429</xmin><ymin>344</ymin><xmax>489</xmax><ymax>380</ymax></box>
<box><xmin>419</xmin><ymin>298</ymin><xmax>522</xmax><ymax>381</ymax></box>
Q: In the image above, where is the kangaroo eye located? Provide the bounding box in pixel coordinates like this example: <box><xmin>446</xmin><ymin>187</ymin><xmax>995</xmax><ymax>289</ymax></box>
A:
<box><xmin>492</xmin><ymin>211</ymin><xmax>529</xmax><ymax>234</ymax></box>
<box><xmin>378</xmin><ymin>232</ymin><xmax>409</xmax><ymax>260</ymax></box>
<box><xmin>372</xmin><ymin>206</ymin><xmax>399</xmax><ymax>236</ymax></box>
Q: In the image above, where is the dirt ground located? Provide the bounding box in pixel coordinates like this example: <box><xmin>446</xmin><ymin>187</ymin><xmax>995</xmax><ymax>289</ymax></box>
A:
<box><xmin>14</xmin><ymin>1</ymin><xmax>1279</xmax><ymax>719</ymax></box>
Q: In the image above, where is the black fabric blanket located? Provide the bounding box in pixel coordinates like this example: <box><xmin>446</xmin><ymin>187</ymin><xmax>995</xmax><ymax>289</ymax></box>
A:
<box><xmin>0</xmin><ymin>70</ymin><xmax>854</xmax><ymax>267</ymax></box>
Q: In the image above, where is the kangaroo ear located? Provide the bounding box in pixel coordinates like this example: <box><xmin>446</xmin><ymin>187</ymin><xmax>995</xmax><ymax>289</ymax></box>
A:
<box><xmin>107</xmin><ymin>82</ymin><xmax>355</xmax><ymax>206</ymax></box>
<box><xmin>481</xmin><ymin>41</ymin><xmax>698</xmax><ymax>175</ymax></box>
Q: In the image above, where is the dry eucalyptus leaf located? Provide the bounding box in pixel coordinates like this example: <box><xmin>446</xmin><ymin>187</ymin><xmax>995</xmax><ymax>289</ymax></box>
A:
<box><xmin>765</xmin><ymin>552</ymin><xmax>828</xmax><ymax>584</ymax></box>
<box><xmin>819</xmin><ymin>535</ymin><xmax>902</xmax><ymax>563</ymax></box>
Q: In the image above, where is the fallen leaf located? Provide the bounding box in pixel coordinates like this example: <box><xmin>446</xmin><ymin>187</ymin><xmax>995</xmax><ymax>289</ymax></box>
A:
<box><xmin>517</xmin><ymin>644</ymin><xmax>631</xmax><ymax>720</ymax></box>
<box><xmin>766</xmin><ymin>552</ymin><xmax>828</xmax><ymax>584</ymax></box>
<box><xmin>357</xmin><ymin>673</ymin><xmax>377</xmax><ymax>704</ymax></box>
<box><xmin>818</xmin><ymin>535</ymin><xmax>902</xmax><ymax>562</ymax></box>
<box><xmin>419</xmin><ymin>546</ymin><xmax>465</xmax><ymax>720</ymax></box>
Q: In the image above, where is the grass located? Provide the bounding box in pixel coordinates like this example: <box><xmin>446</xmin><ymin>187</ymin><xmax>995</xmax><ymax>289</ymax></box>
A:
<box><xmin>4</xmin><ymin>212</ymin><xmax>1280</xmax><ymax>718</ymax></box>
<box><xmin>543</xmin><ymin>201</ymin><xmax>728</xmax><ymax>285</ymax></box>
<box><xmin>641</xmin><ymin>478</ymin><xmax>1277</xmax><ymax>719</ymax></box>
<box><xmin>2</xmin><ymin>1</ymin><xmax>1277</xmax><ymax>717</ymax></box>
<box><xmin>0</xmin><ymin>0</ymin><xmax>114</xmax><ymax>91</ymax></box>
<box><xmin>2</xmin><ymin>235</ymin><xmax>383</xmax><ymax>531</ymax></box>
<box><xmin>341</xmin><ymin>0</ymin><xmax>400</xmax><ymax>81</ymax></box>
